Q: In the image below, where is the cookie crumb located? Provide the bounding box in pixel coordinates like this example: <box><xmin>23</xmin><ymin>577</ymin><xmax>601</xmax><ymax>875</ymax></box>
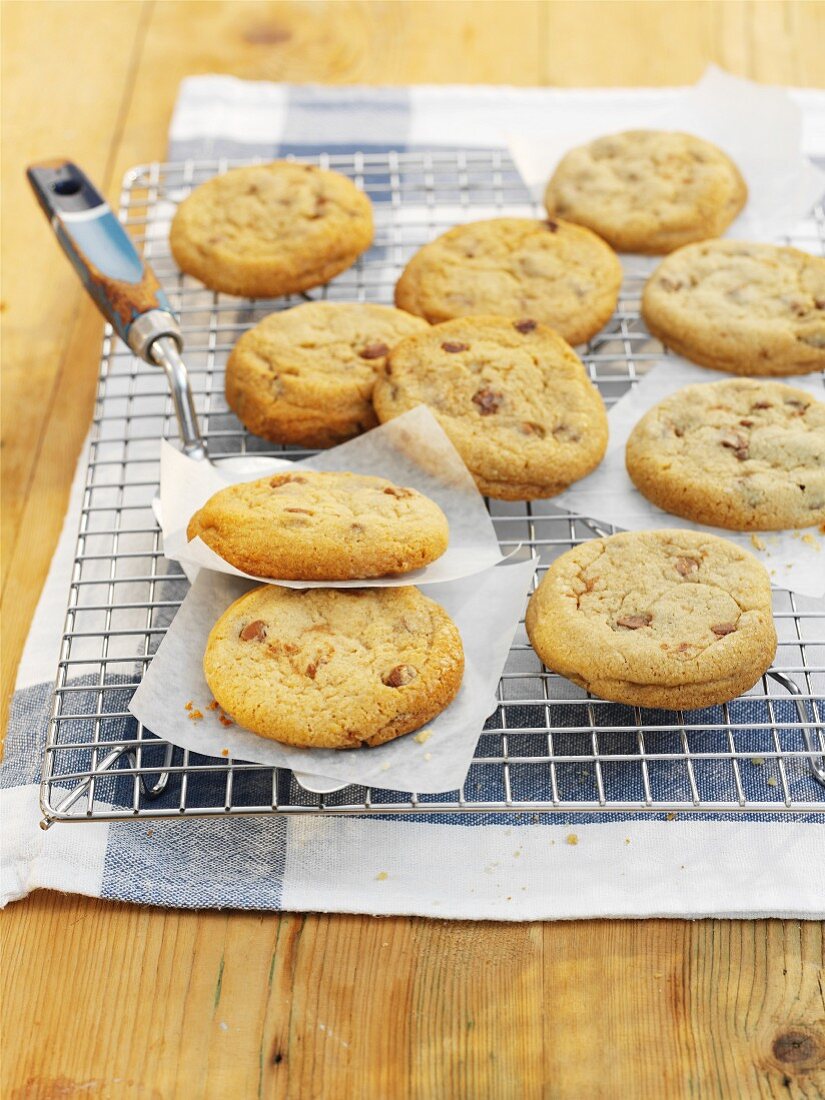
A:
<box><xmin>424</xmin><ymin>752</ymin><xmax>432</xmax><ymax>761</ymax></box>
<box><xmin>184</xmin><ymin>701</ymin><xmax>193</xmax><ymax>711</ymax></box>
<box><xmin>565</xmin><ymin>833</ymin><xmax>578</xmax><ymax>846</ymax></box>
<box><xmin>375</xmin><ymin>871</ymin><xmax>388</xmax><ymax>881</ymax></box>
<box><xmin>624</xmin><ymin>837</ymin><xmax>631</xmax><ymax>845</ymax></box>
<box><xmin>750</xmin><ymin>534</ymin><xmax>766</xmax><ymax>551</ymax></box>
<box><xmin>188</xmin><ymin>709</ymin><xmax>204</xmax><ymax>721</ymax></box>
<box><xmin>767</xmin><ymin>776</ymin><xmax>778</xmax><ymax>787</ymax></box>
<box><xmin>221</xmin><ymin>748</ymin><xmax>229</xmax><ymax>757</ymax></box>
<box><xmin>207</xmin><ymin>700</ymin><xmax>220</xmax><ymax>711</ymax></box>
<box><xmin>413</xmin><ymin>729</ymin><xmax>432</xmax><ymax>745</ymax></box>
<box><xmin>219</xmin><ymin>715</ymin><xmax>234</xmax><ymax>727</ymax></box>
<box><xmin>750</xmin><ymin>756</ymin><xmax>765</xmax><ymax>766</ymax></box>
<box><xmin>801</xmin><ymin>533</ymin><xmax>820</xmax><ymax>550</ymax></box>
<box><xmin>666</xmin><ymin>812</ymin><xmax>677</xmax><ymax>821</ymax></box>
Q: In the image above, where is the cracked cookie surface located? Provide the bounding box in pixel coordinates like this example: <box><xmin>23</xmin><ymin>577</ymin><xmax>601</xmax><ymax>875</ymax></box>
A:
<box><xmin>525</xmin><ymin>529</ymin><xmax>776</xmax><ymax>709</ymax></box>
<box><xmin>372</xmin><ymin>315</ymin><xmax>608</xmax><ymax>500</ymax></box>
<box><xmin>394</xmin><ymin>217</ymin><xmax>621</xmax><ymax>346</ymax></box>
<box><xmin>205</xmin><ymin>585</ymin><xmax>465</xmax><ymax>748</ymax></box>
<box><xmin>642</xmin><ymin>240</ymin><xmax>825</xmax><ymax>375</ymax></box>
<box><xmin>170</xmin><ymin>162</ymin><xmax>374</xmax><ymax>298</ymax></box>
<box><xmin>544</xmin><ymin>130</ymin><xmax>747</xmax><ymax>254</ymax></box>
<box><xmin>626</xmin><ymin>379</ymin><xmax>825</xmax><ymax>530</ymax></box>
<box><xmin>225</xmin><ymin>302</ymin><xmax>428</xmax><ymax>448</ymax></box>
<box><xmin>187</xmin><ymin>469</ymin><xmax>449</xmax><ymax>580</ymax></box>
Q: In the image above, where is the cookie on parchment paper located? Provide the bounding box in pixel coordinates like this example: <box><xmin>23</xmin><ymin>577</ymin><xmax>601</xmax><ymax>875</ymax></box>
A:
<box><xmin>204</xmin><ymin>584</ymin><xmax>464</xmax><ymax>749</ymax></box>
<box><xmin>544</xmin><ymin>130</ymin><xmax>747</xmax><ymax>254</ymax></box>
<box><xmin>642</xmin><ymin>240</ymin><xmax>825</xmax><ymax>376</ymax></box>
<box><xmin>187</xmin><ymin>469</ymin><xmax>449</xmax><ymax>580</ymax></box>
<box><xmin>525</xmin><ymin>529</ymin><xmax>776</xmax><ymax>710</ymax></box>
<box><xmin>626</xmin><ymin>378</ymin><xmax>825</xmax><ymax>531</ymax></box>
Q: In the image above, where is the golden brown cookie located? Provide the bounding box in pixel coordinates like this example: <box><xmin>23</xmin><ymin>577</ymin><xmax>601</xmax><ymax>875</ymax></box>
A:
<box><xmin>373</xmin><ymin>315</ymin><xmax>608</xmax><ymax>501</ymax></box>
<box><xmin>394</xmin><ymin>217</ymin><xmax>621</xmax><ymax>346</ymax></box>
<box><xmin>170</xmin><ymin>162</ymin><xmax>374</xmax><ymax>298</ymax></box>
<box><xmin>225</xmin><ymin>302</ymin><xmax>429</xmax><ymax>448</ymax></box>
<box><xmin>525</xmin><ymin>530</ymin><xmax>777</xmax><ymax>710</ymax></box>
<box><xmin>545</xmin><ymin>130</ymin><xmax>747</xmax><ymax>254</ymax></box>
<box><xmin>204</xmin><ymin>584</ymin><xmax>465</xmax><ymax>748</ymax></box>
<box><xmin>642</xmin><ymin>240</ymin><xmax>825</xmax><ymax>376</ymax></box>
<box><xmin>626</xmin><ymin>378</ymin><xmax>825</xmax><ymax>531</ymax></box>
<box><xmin>187</xmin><ymin>469</ymin><xmax>449</xmax><ymax>580</ymax></box>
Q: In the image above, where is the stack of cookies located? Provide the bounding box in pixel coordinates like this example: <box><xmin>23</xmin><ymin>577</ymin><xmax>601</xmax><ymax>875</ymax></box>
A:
<box><xmin>167</xmin><ymin>133</ymin><xmax>823</xmax><ymax>723</ymax></box>
<box><xmin>186</xmin><ymin>467</ymin><xmax>465</xmax><ymax>751</ymax></box>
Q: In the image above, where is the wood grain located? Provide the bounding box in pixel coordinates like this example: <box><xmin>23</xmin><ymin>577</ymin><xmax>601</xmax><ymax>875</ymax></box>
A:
<box><xmin>2</xmin><ymin>2</ymin><xmax>825</xmax><ymax>1098</ymax></box>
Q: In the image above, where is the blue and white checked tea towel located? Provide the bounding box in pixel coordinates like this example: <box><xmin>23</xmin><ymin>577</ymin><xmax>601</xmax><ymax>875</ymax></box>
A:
<box><xmin>3</xmin><ymin>75</ymin><xmax>825</xmax><ymax>918</ymax></box>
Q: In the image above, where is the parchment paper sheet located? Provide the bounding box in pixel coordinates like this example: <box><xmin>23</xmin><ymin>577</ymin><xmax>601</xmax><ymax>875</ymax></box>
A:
<box><xmin>554</xmin><ymin>359</ymin><xmax>825</xmax><ymax>598</ymax></box>
<box><xmin>129</xmin><ymin>557</ymin><xmax>537</xmax><ymax>794</ymax></box>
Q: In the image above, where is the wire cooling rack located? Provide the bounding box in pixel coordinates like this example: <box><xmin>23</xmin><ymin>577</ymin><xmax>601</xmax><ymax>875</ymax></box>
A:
<box><xmin>40</xmin><ymin>151</ymin><xmax>825</xmax><ymax>826</ymax></box>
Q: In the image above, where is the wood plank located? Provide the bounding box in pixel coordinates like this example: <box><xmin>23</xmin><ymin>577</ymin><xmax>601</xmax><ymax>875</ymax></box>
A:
<box><xmin>0</xmin><ymin>0</ymin><xmax>149</xmax><ymax>730</ymax></box>
<box><xmin>4</xmin><ymin>894</ymin><xmax>824</xmax><ymax>1098</ymax></box>
<box><xmin>540</xmin><ymin>0</ymin><xmax>825</xmax><ymax>87</ymax></box>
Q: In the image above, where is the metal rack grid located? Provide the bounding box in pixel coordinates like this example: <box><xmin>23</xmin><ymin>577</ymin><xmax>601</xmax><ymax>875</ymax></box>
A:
<box><xmin>40</xmin><ymin>151</ymin><xmax>825</xmax><ymax>826</ymax></box>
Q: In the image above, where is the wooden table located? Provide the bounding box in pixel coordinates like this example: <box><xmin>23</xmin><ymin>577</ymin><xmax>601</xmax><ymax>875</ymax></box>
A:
<box><xmin>2</xmin><ymin>3</ymin><xmax>824</xmax><ymax>1096</ymax></box>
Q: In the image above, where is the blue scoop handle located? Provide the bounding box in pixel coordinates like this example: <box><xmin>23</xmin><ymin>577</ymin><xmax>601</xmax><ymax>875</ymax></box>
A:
<box><xmin>27</xmin><ymin>158</ymin><xmax>180</xmax><ymax>357</ymax></box>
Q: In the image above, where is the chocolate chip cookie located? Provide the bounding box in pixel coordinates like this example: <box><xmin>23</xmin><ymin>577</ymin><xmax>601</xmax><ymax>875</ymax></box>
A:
<box><xmin>394</xmin><ymin>217</ymin><xmax>621</xmax><ymax>346</ymax></box>
<box><xmin>526</xmin><ymin>530</ymin><xmax>776</xmax><ymax>710</ymax></box>
<box><xmin>626</xmin><ymin>378</ymin><xmax>825</xmax><ymax>531</ymax></box>
<box><xmin>372</xmin><ymin>315</ymin><xmax>608</xmax><ymax>500</ymax></box>
<box><xmin>642</xmin><ymin>240</ymin><xmax>825</xmax><ymax>375</ymax></box>
<box><xmin>544</xmin><ymin>130</ymin><xmax>747</xmax><ymax>254</ymax></box>
<box><xmin>204</xmin><ymin>584</ymin><xmax>465</xmax><ymax>748</ymax></box>
<box><xmin>170</xmin><ymin>162</ymin><xmax>374</xmax><ymax>298</ymax></box>
<box><xmin>187</xmin><ymin>469</ymin><xmax>449</xmax><ymax>580</ymax></box>
<box><xmin>225</xmin><ymin>302</ymin><xmax>429</xmax><ymax>448</ymax></box>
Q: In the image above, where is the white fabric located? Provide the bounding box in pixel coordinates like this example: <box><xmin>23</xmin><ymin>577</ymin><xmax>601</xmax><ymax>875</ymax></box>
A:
<box><xmin>4</xmin><ymin>73</ymin><xmax>824</xmax><ymax>917</ymax></box>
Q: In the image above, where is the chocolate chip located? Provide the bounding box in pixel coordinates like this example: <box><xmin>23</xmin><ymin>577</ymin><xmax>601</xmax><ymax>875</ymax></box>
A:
<box><xmin>752</xmin><ymin>402</ymin><xmax>773</xmax><ymax>410</ymax></box>
<box><xmin>519</xmin><ymin>421</ymin><xmax>546</xmax><ymax>438</ymax></box>
<box><xmin>472</xmin><ymin>388</ymin><xmax>504</xmax><ymax>415</ymax></box>
<box><xmin>306</xmin><ymin>662</ymin><xmax>317</xmax><ymax>679</ymax></box>
<box><xmin>270</xmin><ymin>473</ymin><xmax>307</xmax><ymax>488</ymax></box>
<box><xmin>784</xmin><ymin>398</ymin><xmax>809</xmax><ymax>413</ymax></box>
<box><xmin>720</xmin><ymin>430</ymin><xmax>749</xmax><ymax>460</ymax></box>
<box><xmin>616</xmin><ymin>614</ymin><xmax>652</xmax><ymax>630</ymax></box>
<box><xmin>359</xmin><ymin>342</ymin><xmax>389</xmax><ymax>360</ymax></box>
<box><xmin>545</xmin><ymin>219</ymin><xmax>559</xmax><ymax>232</ymax></box>
<box><xmin>514</xmin><ymin>319</ymin><xmax>537</xmax><ymax>334</ymax></box>
<box><xmin>739</xmin><ymin>419</ymin><xmax>754</xmax><ymax>427</ymax></box>
<box><xmin>711</xmin><ymin>622</ymin><xmax>737</xmax><ymax>636</ymax></box>
<box><xmin>552</xmin><ymin>423</ymin><xmax>582</xmax><ymax>443</ymax></box>
<box><xmin>815</xmin><ymin>298</ymin><xmax>825</xmax><ymax>310</ymax></box>
<box><xmin>239</xmin><ymin>620</ymin><xmax>267</xmax><ymax>642</ymax></box>
<box><xmin>382</xmin><ymin>664</ymin><xmax>418</xmax><ymax>687</ymax></box>
<box><xmin>441</xmin><ymin>341</ymin><xmax>469</xmax><ymax>353</ymax></box>
<box><xmin>675</xmin><ymin>557</ymin><xmax>699</xmax><ymax>576</ymax></box>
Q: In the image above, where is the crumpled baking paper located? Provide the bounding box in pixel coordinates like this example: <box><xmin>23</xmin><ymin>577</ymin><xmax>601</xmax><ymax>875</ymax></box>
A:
<box><xmin>160</xmin><ymin>405</ymin><xmax>506</xmax><ymax>587</ymax></box>
<box><xmin>554</xmin><ymin>358</ymin><xmax>825</xmax><ymax>598</ymax></box>
<box><xmin>128</xmin><ymin>556</ymin><xmax>536</xmax><ymax>795</ymax></box>
<box><xmin>508</xmin><ymin>66</ymin><xmax>825</xmax><ymax>279</ymax></box>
